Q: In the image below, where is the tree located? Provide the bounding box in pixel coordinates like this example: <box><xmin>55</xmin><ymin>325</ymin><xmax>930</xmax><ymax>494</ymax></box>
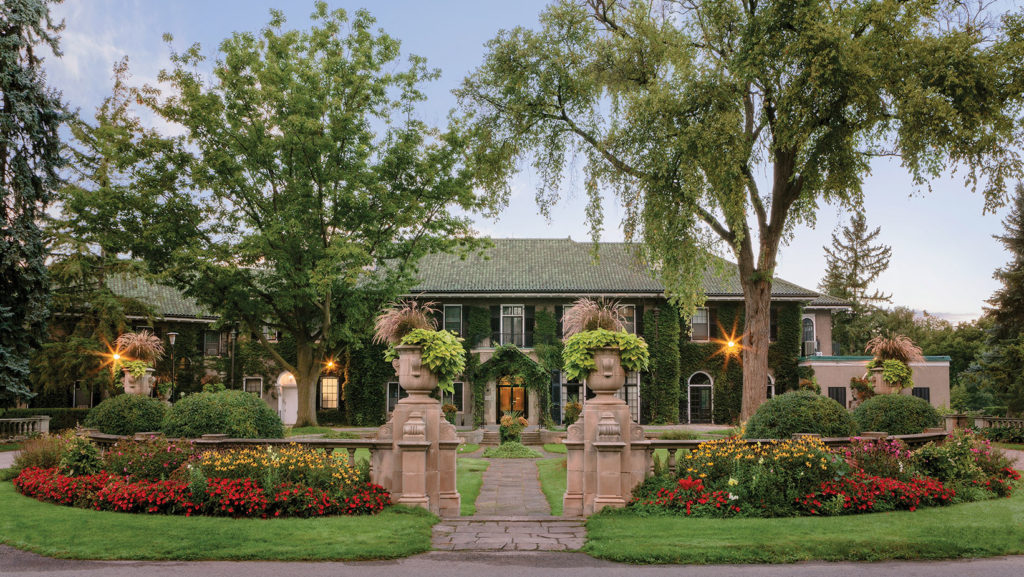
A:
<box><xmin>119</xmin><ymin>5</ymin><xmax>487</xmax><ymax>426</ymax></box>
<box><xmin>0</xmin><ymin>0</ymin><xmax>67</xmax><ymax>406</ymax></box>
<box><xmin>458</xmin><ymin>0</ymin><xmax>1024</xmax><ymax>420</ymax></box>
<box><xmin>819</xmin><ymin>213</ymin><xmax>892</xmax><ymax>308</ymax></box>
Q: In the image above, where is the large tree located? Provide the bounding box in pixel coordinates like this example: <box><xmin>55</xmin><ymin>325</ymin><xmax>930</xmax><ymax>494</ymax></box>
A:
<box><xmin>0</xmin><ymin>0</ymin><xmax>67</xmax><ymax>406</ymax></box>
<box><xmin>122</xmin><ymin>5</ymin><xmax>488</xmax><ymax>426</ymax></box>
<box><xmin>458</xmin><ymin>0</ymin><xmax>1024</xmax><ymax>420</ymax></box>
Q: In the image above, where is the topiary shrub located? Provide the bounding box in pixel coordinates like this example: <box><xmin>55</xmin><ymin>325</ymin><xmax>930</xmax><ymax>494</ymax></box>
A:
<box><xmin>852</xmin><ymin>394</ymin><xmax>941</xmax><ymax>435</ymax></box>
<box><xmin>744</xmin><ymin>390</ymin><xmax>855</xmax><ymax>439</ymax></box>
<box><xmin>162</xmin><ymin>390</ymin><xmax>284</xmax><ymax>439</ymax></box>
<box><xmin>84</xmin><ymin>395</ymin><xmax>167</xmax><ymax>436</ymax></box>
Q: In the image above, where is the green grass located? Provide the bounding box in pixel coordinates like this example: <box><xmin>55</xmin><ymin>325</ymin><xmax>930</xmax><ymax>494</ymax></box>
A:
<box><xmin>482</xmin><ymin>442</ymin><xmax>543</xmax><ymax>458</ymax></box>
<box><xmin>585</xmin><ymin>491</ymin><xmax>1024</xmax><ymax>564</ymax></box>
<box><xmin>457</xmin><ymin>443</ymin><xmax>480</xmax><ymax>454</ymax></box>
<box><xmin>537</xmin><ymin>457</ymin><xmax>567</xmax><ymax>516</ymax></box>
<box><xmin>0</xmin><ymin>443</ymin><xmax>21</xmax><ymax>452</ymax></box>
<box><xmin>993</xmin><ymin>442</ymin><xmax>1024</xmax><ymax>452</ymax></box>
<box><xmin>285</xmin><ymin>426</ymin><xmax>359</xmax><ymax>439</ymax></box>
<box><xmin>543</xmin><ymin>443</ymin><xmax>567</xmax><ymax>454</ymax></box>
<box><xmin>0</xmin><ymin>479</ymin><xmax>435</xmax><ymax>560</ymax></box>
<box><xmin>456</xmin><ymin>458</ymin><xmax>489</xmax><ymax>516</ymax></box>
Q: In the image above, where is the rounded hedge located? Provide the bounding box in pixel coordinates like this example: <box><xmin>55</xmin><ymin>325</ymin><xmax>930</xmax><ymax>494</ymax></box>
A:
<box><xmin>84</xmin><ymin>394</ymin><xmax>167</xmax><ymax>436</ymax></box>
<box><xmin>744</xmin><ymin>390</ymin><xmax>855</xmax><ymax>439</ymax></box>
<box><xmin>162</xmin><ymin>390</ymin><xmax>284</xmax><ymax>439</ymax></box>
<box><xmin>852</xmin><ymin>394</ymin><xmax>941</xmax><ymax>435</ymax></box>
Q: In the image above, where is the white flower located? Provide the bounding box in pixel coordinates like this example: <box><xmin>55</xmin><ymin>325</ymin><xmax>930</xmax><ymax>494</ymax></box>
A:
<box><xmin>728</xmin><ymin>493</ymin><xmax>739</xmax><ymax>501</ymax></box>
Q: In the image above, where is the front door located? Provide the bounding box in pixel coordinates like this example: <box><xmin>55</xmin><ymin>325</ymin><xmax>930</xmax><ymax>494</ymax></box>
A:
<box><xmin>496</xmin><ymin>382</ymin><xmax>527</xmax><ymax>423</ymax></box>
<box><xmin>689</xmin><ymin>385</ymin><xmax>713</xmax><ymax>423</ymax></box>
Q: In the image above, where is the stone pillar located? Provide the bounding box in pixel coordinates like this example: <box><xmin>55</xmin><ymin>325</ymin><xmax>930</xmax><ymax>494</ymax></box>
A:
<box><xmin>372</xmin><ymin>345</ymin><xmax>461</xmax><ymax>516</ymax></box>
<box><xmin>563</xmin><ymin>348</ymin><xmax>649</xmax><ymax>516</ymax></box>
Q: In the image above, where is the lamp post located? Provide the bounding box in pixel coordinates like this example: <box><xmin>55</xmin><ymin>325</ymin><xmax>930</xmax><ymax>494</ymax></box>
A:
<box><xmin>229</xmin><ymin>327</ymin><xmax>238</xmax><ymax>388</ymax></box>
<box><xmin>167</xmin><ymin>332</ymin><xmax>178</xmax><ymax>401</ymax></box>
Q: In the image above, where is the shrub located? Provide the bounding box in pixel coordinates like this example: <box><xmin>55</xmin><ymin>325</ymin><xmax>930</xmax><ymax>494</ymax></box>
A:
<box><xmin>980</xmin><ymin>425</ymin><xmax>1024</xmax><ymax>444</ymax></box>
<box><xmin>58</xmin><ymin>436</ymin><xmax>103</xmax><ymax>476</ymax></box>
<box><xmin>103</xmin><ymin>437</ymin><xmax>197</xmax><ymax>481</ymax></box>
<box><xmin>481</xmin><ymin>442</ymin><xmax>542</xmax><ymax>458</ymax></box>
<box><xmin>11</xmin><ymin>433</ymin><xmax>71</xmax><ymax>473</ymax></box>
<box><xmin>841</xmin><ymin>437</ymin><xmax>916</xmax><ymax>481</ymax></box>
<box><xmin>85</xmin><ymin>395</ymin><xmax>167</xmax><ymax>436</ymax></box>
<box><xmin>852</xmin><ymin>394</ymin><xmax>940</xmax><ymax>435</ymax></box>
<box><xmin>161</xmin><ymin>390</ymin><xmax>284</xmax><ymax>439</ymax></box>
<box><xmin>564</xmin><ymin>396</ymin><xmax>582</xmax><ymax>426</ymax></box>
<box><xmin>658</xmin><ymin>429</ymin><xmax>700</xmax><ymax>440</ymax></box>
<box><xmin>744</xmin><ymin>391</ymin><xmax>855</xmax><ymax>439</ymax></box>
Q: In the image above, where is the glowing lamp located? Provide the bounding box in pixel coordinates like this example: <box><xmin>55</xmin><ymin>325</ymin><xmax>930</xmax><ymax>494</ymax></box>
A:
<box><xmin>112</xmin><ymin>353</ymin><xmax>121</xmax><ymax>361</ymax></box>
<box><xmin>727</xmin><ymin>341</ymin><xmax>736</xmax><ymax>349</ymax></box>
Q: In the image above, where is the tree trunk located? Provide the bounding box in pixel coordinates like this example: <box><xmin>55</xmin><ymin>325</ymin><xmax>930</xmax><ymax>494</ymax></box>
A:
<box><xmin>740</xmin><ymin>277</ymin><xmax>772</xmax><ymax>423</ymax></box>
<box><xmin>293</xmin><ymin>341</ymin><xmax>322</xmax><ymax>428</ymax></box>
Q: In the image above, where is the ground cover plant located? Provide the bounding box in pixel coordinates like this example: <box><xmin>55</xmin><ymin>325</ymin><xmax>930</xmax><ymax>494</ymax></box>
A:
<box><xmin>482</xmin><ymin>442</ymin><xmax>542</xmax><ymax>458</ymax></box>
<box><xmin>456</xmin><ymin>458</ymin><xmax>489</xmax><ymax>515</ymax></box>
<box><xmin>457</xmin><ymin>443</ymin><xmax>480</xmax><ymax>454</ymax></box>
<box><xmin>537</xmin><ymin>457</ymin><xmax>567</xmax><ymax>516</ymax></box>
<box><xmin>629</xmin><ymin>431</ymin><xmax>1019</xmax><ymax>520</ymax></box>
<box><xmin>11</xmin><ymin>437</ymin><xmax>391</xmax><ymax>519</ymax></box>
<box><xmin>543</xmin><ymin>443</ymin><xmax>567</xmax><ymax>454</ymax></box>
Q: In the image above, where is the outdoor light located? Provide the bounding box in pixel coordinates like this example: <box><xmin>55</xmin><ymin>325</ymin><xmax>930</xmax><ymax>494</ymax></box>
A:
<box><xmin>167</xmin><ymin>332</ymin><xmax>178</xmax><ymax>347</ymax></box>
<box><xmin>326</xmin><ymin>359</ymin><xmax>335</xmax><ymax>370</ymax></box>
<box><xmin>167</xmin><ymin>332</ymin><xmax>178</xmax><ymax>400</ymax></box>
<box><xmin>727</xmin><ymin>341</ymin><xmax>736</xmax><ymax>348</ymax></box>
<box><xmin>112</xmin><ymin>353</ymin><xmax>121</xmax><ymax>361</ymax></box>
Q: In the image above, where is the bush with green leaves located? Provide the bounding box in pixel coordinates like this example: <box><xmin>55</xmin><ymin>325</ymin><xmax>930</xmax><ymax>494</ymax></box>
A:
<box><xmin>384</xmin><ymin>328</ymin><xmax>466</xmax><ymax>394</ymax></box>
<box><xmin>84</xmin><ymin>394</ymin><xmax>168</xmax><ymax>436</ymax></box>
<box><xmin>852</xmin><ymin>394</ymin><xmax>941</xmax><ymax>435</ymax></box>
<box><xmin>57</xmin><ymin>436</ymin><xmax>103</xmax><ymax>476</ymax></box>
<box><xmin>867</xmin><ymin>359</ymin><xmax>914</xmax><ymax>390</ymax></box>
<box><xmin>162</xmin><ymin>390</ymin><xmax>284</xmax><ymax>439</ymax></box>
<box><xmin>481</xmin><ymin>442</ymin><xmax>543</xmax><ymax>458</ymax></box>
<box><xmin>562</xmin><ymin>328</ymin><xmax>650</xmax><ymax>382</ymax></box>
<box><xmin>743</xmin><ymin>391</ymin><xmax>855</xmax><ymax>439</ymax></box>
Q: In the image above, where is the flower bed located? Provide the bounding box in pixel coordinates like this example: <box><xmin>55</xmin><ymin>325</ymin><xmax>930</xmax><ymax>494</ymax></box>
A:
<box><xmin>11</xmin><ymin>438</ymin><xmax>390</xmax><ymax>519</ymax></box>
<box><xmin>631</xmin><ymin>430</ymin><xmax>1019</xmax><ymax>518</ymax></box>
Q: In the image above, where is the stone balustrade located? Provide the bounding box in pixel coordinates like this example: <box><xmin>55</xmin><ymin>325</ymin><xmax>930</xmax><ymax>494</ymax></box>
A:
<box><xmin>0</xmin><ymin>416</ymin><xmax>50</xmax><ymax>438</ymax></box>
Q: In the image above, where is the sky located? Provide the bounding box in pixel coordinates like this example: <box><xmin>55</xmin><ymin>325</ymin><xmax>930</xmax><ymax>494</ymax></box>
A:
<box><xmin>41</xmin><ymin>0</ymin><xmax>1021</xmax><ymax>323</ymax></box>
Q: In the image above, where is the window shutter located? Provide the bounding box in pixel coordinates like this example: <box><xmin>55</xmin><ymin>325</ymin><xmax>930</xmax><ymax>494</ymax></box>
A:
<box><xmin>525</xmin><ymin>306</ymin><xmax>535</xmax><ymax>347</ymax></box>
<box><xmin>556</xmin><ymin>305</ymin><xmax>564</xmax><ymax>338</ymax></box>
<box><xmin>490</xmin><ymin>305</ymin><xmax>500</xmax><ymax>344</ymax></box>
<box><xmin>634</xmin><ymin>305</ymin><xmax>643</xmax><ymax>336</ymax></box>
<box><xmin>708</xmin><ymin>307</ymin><xmax>718</xmax><ymax>339</ymax></box>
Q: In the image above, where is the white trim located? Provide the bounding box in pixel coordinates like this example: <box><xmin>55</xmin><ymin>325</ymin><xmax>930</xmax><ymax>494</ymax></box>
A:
<box><xmin>500</xmin><ymin>304</ymin><xmax>525</xmax><ymax>346</ymax></box>
<box><xmin>243</xmin><ymin>376</ymin><xmax>263</xmax><ymax>395</ymax></box>
<box><xmin>687</xmin><ymin>371</ymin><xmax>714</xmax><ymax>424</ymax></box>
<box><xmin>443</xmin><ymin>304</ymin><xmax>463</xmax><ymax>335</ymax></box>
<box><xmin>621</xmin><ymin>304</ymin><xmax>636</xmax><ymax>334</ymax></box>
<box><xmin>690</xmin><ymin>307</ymin><xmax>711</xmax><ymax>342</ymax></box>
<box><xmin>801</xmin><ymin>314</ymin><xmax>816</xmax><ymax>343</ymax></box>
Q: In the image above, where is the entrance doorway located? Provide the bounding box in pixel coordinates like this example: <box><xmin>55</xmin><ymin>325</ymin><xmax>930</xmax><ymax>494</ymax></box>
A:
<box><xmin>687</xmin><ymin>372</ymin><xmax>713</xmax><ymax>424</ymax></box>
<box><xmin>496</xmin><ymin>377</ymin><xmax>527</xmax><ymax>423</ymax></box>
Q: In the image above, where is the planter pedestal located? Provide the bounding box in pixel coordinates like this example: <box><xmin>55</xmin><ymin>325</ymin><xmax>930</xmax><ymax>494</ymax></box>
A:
<box><xmin>372</xmin><ymin>345</ymin><xmax>460</xmax><ymax>517</ymax></box>
<box><xmin>563</xmin><ymin>348</ymin><xmax>650</xmax><ymax>517</ymax></box>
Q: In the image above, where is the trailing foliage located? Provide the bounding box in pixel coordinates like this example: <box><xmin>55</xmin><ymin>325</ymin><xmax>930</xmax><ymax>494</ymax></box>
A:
<box><xmin>743</xmin><ymin>391</ymin><xmax>856</xmax><ymax>439</ymax></box>
<box><xmin>161</xmin><ymin>390</ymin><xmax>284</xmax><ymax>439</ymax></box>
<box><xmin>867</xmin><ymin>359</ymin><xmax>914</xmax><ymax>390</ymax></box>
<box><xmin>463</xmin><ymin>306</ymin><xmax>492</xmax><ymax>349</ymax></box>
<box><xmin>345</xmin><ymin>341</ymin><xmax>390</xmax><ymax>426</ymax></box>
<box><xmin>852</xmin><ymin>395</ymin><xmax>941</xmax><ymax>435</ymax></box>
<box><xmin>84</xmin><ymin>395</ymin><xmax>167</xmax><ymax>436</ymax></box>
<box><xmin>475</xmin><ymin>345</ymin><xmax>551</xmax><ymax>427</ymax></box>
<box><xmin>642</xmin><ymin>305</ymin><xmax>681</xmax><ymax>423</ymax></box>
<box><xmin>384</xmin><ymin>329</ymin><xmax>466</xmax><ymax>394</ymax></box>
<box><xmin>562</xmin><ymin>329</ymin><xmax>650</xmax><ymax>382</ymax></box>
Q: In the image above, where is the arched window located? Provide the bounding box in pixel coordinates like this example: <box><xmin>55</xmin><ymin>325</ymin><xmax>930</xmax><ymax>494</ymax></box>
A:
<box><xmin>767</xmin><ymin>374</ymin><xmax>775</xmax><ymax>399</ymax></box>
<box><xmin>687</xmin><ymin>372</ymin><xmax>714</xmax><ymax>423</ymax></box>
<box><xmin>802</xmin><ymin>317</ymin><xmax>815</xmax><ymax>343</ymax></box>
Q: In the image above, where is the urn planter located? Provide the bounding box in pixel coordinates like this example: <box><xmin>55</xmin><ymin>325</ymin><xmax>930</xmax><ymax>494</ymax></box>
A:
<box><xmin>122</xmin><ymin>367</ymin><xmax>155</xmax><ymax>396</ymax></box>
<box><xmin>393</xmin><ymin>344</ymin><xmax>439</xmax><ymax>398</ymax></box>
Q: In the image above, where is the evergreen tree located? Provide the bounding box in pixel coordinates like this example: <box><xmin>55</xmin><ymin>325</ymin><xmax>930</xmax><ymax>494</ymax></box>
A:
<box><xmin>819</xmin><ymin>213</ymin><xmax>892</xmax><ymax>309</ymax></box>
<box><xmin>0</xmin><ymin>0</ymin><xmax>67</xmax><ymax>406</ymax></box>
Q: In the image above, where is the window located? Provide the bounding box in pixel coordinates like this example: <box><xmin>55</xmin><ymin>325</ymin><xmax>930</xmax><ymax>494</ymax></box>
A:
<box><xmin>204</xmin><ymin>331</ymin><xmax>223</xmax><ymax>357</ymax></box>
<box><xmin>501</xmin><ymin>305</ymin><xmax>525</xmax><ymax>346</ymax></box>
<box><xmin>827</xmin><ymin>386</ymin><xmax>847</xmax><ymax>408</ymax></box>
<box><xmin>262</xmin><ymin>326</ymin><xmax>280</xmax><ymax>343</ymax></box>
<box><xmin>320</xmin><ymin>376</ymin><xmax>339</xmax><ymax>409</ymax></box>
<box><xmin>442</xmin><ymin>382</ymin><xmax>464</xmax><ymax>412</ymax></box>
<box><xmin>802</xmin><ymin>317</ymin><xmax>815</xmax><ymax>343</ymax></box>
<box><xmin>386</xmin><ymin>382</ymin><xmax>407</xmax><ymax>412</ymax></box>
<box><xmin>621</xmin><ymin>305</ymin><xmax>636</xmax><ymax>334</ymax></box>
<box><xmin>560</xmin><ymin>304</ymin><xmax>573</xmax><ymax>338</ymax></box>
<box><xmin>443</xmin><ymin>305</ymin><xmax>462</xmax><ymax>336</ymax></box>
<box><xmin>687</xmin><ymin>372</ymin><xmax>714</xmax><ymax>424</ymax></box>
<box><xmin>911</xmin><ymin>387</ymin><xmax>931</xmax><ymax>403</ymax></box>
<box><xmin>767</xmin><ymin>375</ymin><xmax>775</xmax><ymax>400</ymax></box>
<box><xmin>690</xmin><ymin>308</ymin><xmax>710</xmax><ymax>341</ymax></box>
<box><xmin>243</xmin><ymin>377</ymin><xmax>262</xmax><ymax>395</ymax></box>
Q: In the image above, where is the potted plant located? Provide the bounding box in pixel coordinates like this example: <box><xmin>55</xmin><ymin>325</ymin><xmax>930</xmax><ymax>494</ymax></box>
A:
<box><xmin>442</xmin><ymin>403</ymin><xmax>458</xmax><ymax>424</ymax></box>
<box><xmin>849</xmin><ymin>376</ymin><xmax>875</xmax><ymax>403</ymax></box>
<box><xmin>564</xmin><ymin>395</ymin><xmax>583</xmax><ymax>426</ymax></box>
<box><xmin>499</xmin><ymin>410</ymin><xmax>529</xmax><ymax>443</ymax></box>
<box><xmin>375</xmin><ymin>300</ymin><xmax>466</xmax><ymax>397</ymax></box>
<box><xmin>561</xmin><ymin>298</ymin><xmax>650</xmax><ymax>401</ymax></box>
<box><xmin>864</xmin><ymin>334</ymin><xmax>922</xmax><ymax>394</ymax></box>
<box><xmin>114</xmin><ymin>330</ymin><xmax>165</xmax><ymax>396</ymax></box>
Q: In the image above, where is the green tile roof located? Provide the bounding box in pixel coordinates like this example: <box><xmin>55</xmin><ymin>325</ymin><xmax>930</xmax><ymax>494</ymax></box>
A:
<box><xmin>106</xmin><ymin>275</ymin><xmax>215</xmax><ymax>320</ymax></box>
<box><xmin>410</xmin><ymin>238</ymin><xmax>821</xmax><ymax>299</ymax></box>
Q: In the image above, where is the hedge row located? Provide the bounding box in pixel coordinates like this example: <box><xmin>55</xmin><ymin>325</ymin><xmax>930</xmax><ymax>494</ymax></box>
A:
<box><xmin>2</xmin><ymin>408</ymin><xmax>90</xmax><ymax>431</ymax></box>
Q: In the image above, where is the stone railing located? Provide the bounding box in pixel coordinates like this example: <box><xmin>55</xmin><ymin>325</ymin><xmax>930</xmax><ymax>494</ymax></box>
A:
<box><xmin>83</xmin><ymin>431</ymin><xmax>392</xmax><ymax>476</ymax></box>
<box><xmin>944</xmin><ymin>414</ymin><xmax>1024</xmax><ymax>430</ymax></box>
<box><xmin>0</xmin><ymin>416</ymin><xmax>50</xmax><ymax>438</ymax></box>
<box><xmin>645</xmin><ymin>429</ymin><xmax>949</xmax><ymax>478</ymax></box>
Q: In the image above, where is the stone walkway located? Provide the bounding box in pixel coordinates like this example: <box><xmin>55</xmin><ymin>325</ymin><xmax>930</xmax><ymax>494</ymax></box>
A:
<box><xmin>473</xmin><ymin>457</ymin><xmax>551</xmax><ymax>517</ymax></box>
<box><xmin>432</xmin><ymin>518</ymin><xmax>585</xmax><ymax>551</ymax></box>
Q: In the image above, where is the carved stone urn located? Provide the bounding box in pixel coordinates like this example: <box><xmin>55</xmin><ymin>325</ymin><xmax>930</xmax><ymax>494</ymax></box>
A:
<box><xmin>122</xmin><ymin>367</ymin><xmax>155</xmax><ymax>396</ymax></box>
<box><xmin>393</xmin><ymin>344</ymin><xmax>439</xmax><ymax>399</ymax></box>
<box><xmin>870</xmin><ymin>366</ymin><xmax>895</xmax><ymax>395</ymax></box>
<box><xmin>586</xmin><ymin>347</ymin><xmax>627</xmax><ymax>405</ymax></box>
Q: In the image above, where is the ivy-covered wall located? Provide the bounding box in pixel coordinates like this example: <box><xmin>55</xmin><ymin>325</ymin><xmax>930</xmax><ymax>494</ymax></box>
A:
<box><xmin>679</xmin><ymin>302</ymin><xmax>803</xmax><ymax>424</ymax></box>
<box><xmin>344</xmin><ymin>341</ymin><xmax>390</xmax><ymax>426</ymax></box>
<box><xmin>642</xmin><ymin>303</ymin><xmax>681</xmax><ymax>424</ymax></box>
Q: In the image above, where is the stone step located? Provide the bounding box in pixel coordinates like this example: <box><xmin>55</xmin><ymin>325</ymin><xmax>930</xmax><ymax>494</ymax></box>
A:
<box><xmin>481</xmin><ymin>431</ymin><xmax>501</xmax><ymax>446</ymax></box>
<box><xmin>432</xmin><ymin>519</ymin><xmax>586</xmax><ymax>552</ymax></box>
<box><xmin>520</xmin><ymin>431</ymin><xmax>542</xmax><ymax>445</ymax></box>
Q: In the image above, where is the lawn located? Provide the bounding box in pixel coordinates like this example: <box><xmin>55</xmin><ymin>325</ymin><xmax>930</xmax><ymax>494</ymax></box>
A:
<box><xmin>543</xmin><ymin>443</ymin><xmax>567</xmax><ymax>454</ymax></box>
<box><xmin>456</xmin><ymin>458</ymin><xmax>489</xmax><ymax>515</ymax></box>
<box><xmin>0</xmin><ymin>443</ymin><xmax>21</xmax><ymax>452</ymax></box>
<box><xmin>585</xmin><ymin>491</ymin><xmax>1024</xmax><ymax>564</ymax></box>
<box><xmin>0</xmin><ymin>478</ymin><xmax>435</xmax><ymax>561</ymax></box>
<box><xmin>285</xmin><ymin>426</ymin><xmax>359</xmax><ymax>439</ymax></box>
<box><xmin>537</xmin><ymin>457</ymin><xmax>567</xmax><ymax>516</ymax></box>
<box><xmin>457</xmin><ymin>443</ymin><xmax>480</xmax><ymax>454</ymax></box>
<box><xmin>993</xmin><ymin>442</ymin><xmax>1024</xmax><ymax>452</ymax></box>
